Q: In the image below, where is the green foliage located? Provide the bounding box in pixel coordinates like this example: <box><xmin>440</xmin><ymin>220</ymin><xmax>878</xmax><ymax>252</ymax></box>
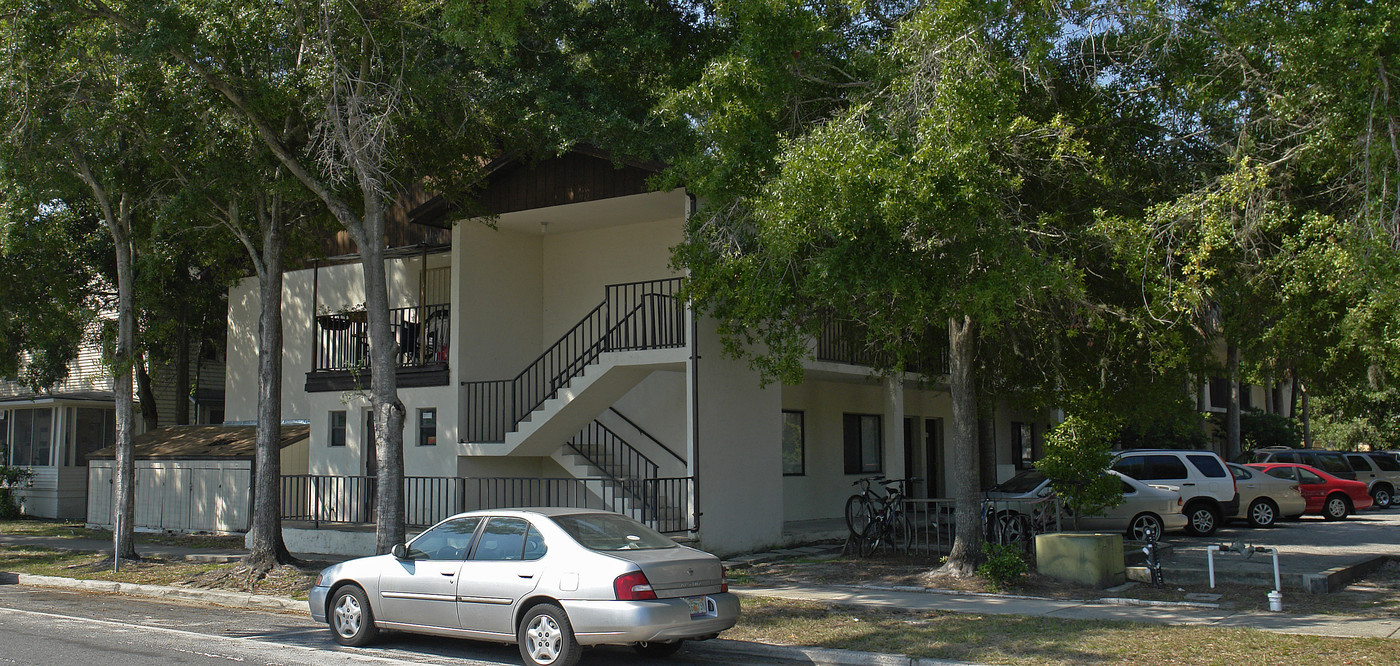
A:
<box><xmin>1311</xmin><ymin>386</ymin><xmax>1400</xmax><ymax>451</ymax></box>
<box><xmin>1036</xmin><ymin>415</ymin><xmax>1122</xmax><ymax>520</ymax></box>
<box><xmin>976</xmin><ymin>542</ymin><xmax>1029</xmax><ymax>592</ymax></box>
<box><xmin>1233</xmin><ymin>411</ymin><xmax>1303</xmax><ymax>451</ymax></box>
<box><xmin>0</xmin><ymin>466</ymin><xmax>33</xmax><ymax>519</ymax></box>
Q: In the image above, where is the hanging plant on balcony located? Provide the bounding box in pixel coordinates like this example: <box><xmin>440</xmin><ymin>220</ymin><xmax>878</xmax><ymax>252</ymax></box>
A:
<box><xmin>317</xmin><ymin>303</ymin><xmax>367</xmax><ymax>329</ymax></box>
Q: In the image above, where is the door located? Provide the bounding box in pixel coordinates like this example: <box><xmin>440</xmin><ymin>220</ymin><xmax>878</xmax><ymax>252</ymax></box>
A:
<box><xmin>378</xmin><ymin>516</ymin><xmax>482</xmax><ymax>628</ymax></box>
<box><xmin>455</xmin><ymin>517</ymin><xmax>546</xmax><ymax>636</ymax></box>
<box><xmin>924</xmin><ymin>418</ymin><xmax>944</xmax><ymax>498</ymax></box>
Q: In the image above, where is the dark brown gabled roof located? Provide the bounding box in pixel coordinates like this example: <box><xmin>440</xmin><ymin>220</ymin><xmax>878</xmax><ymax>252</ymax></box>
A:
<box><xmin>88</xmin><ymin>424</ymin><xmax>310</xmax><ymax>461</ymax></box>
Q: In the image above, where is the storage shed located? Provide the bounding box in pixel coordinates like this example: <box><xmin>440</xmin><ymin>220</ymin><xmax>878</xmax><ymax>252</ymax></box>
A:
<box><xmin>86</xmin><ymin>424</ymin><xmax>309</xmax><ymax>533</ymax></box>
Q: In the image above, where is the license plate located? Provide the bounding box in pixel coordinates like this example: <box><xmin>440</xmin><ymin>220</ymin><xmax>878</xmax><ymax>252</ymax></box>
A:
<box><xmin>685</xmin><ymin>595</ymin><xmax>716</xmax><ymax>619</ymax></box>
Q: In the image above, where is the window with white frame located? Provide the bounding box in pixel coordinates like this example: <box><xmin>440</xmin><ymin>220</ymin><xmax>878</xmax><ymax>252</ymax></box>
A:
<box><xmin>10</xmin><ymin>408</ymin><xmax>53</xmax><ymax>467</ymax></box>
<box><xmin>329</xmin><ymin>411</ymin><xmax>347</xmax><ymax>447</ymax></box>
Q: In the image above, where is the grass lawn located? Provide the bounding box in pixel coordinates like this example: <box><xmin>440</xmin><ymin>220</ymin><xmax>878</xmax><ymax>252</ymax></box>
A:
<box><xmin>730</xmin><ymin>595</ymin><xmax>1400</xmax><ymax>665</ymax></box>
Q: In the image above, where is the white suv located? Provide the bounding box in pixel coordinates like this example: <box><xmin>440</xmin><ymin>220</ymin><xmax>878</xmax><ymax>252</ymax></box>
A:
<box><xmin>1111</xmin><ymin>449</ymin><xmax>1239</xmax><ymax>537</ymax></box>
<box><xmin>1344</xmin><ymin>452</ymin><xmax>1400</xmax><ymax>509</ymax></box>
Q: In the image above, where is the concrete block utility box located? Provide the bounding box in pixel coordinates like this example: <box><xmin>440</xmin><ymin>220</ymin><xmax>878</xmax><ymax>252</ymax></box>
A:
<box><xmin>1035</xmin><ymin>532</ymin><xmax>1126</xmax><ymax>588</ymax></box>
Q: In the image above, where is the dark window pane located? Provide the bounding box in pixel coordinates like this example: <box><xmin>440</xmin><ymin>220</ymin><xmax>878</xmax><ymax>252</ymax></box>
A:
<box><xmin>782</xmin><ymin>411</ymin><xmax>804</xmax><ymax>475</ymax></box>
<box><xmin>1369</xmin><ymin>454</ymin><xmax>1400</xmax><ymax>472</ymax></box>
<box><xmin>1346</xmin><ymin>455</ymin><xmax>1371</xmax><ymax>472</ymax></box>
<box><xmin>1264</xmin><ymin>467</ymin><xmax>1295</xmax><ymax>481</ymax></box>
<box><xmin>418</xmin><ymin>408</ymin><xmax>436</xmax><ymax>446</ymax></box>
<box><xmin>472</xmin><ymin>517</ymin><xmax>530</xmax><ymax>561</ymax></box>
<box><xmin>1297</xmin><ymin>468</ymin><xmax>1325</xmax><ymax>484</ymax></box>
<box><xmin>1187</xmin><ymin>454</ymin><xmax>1227</xmax><ymax>478</ymax></box>
<box><xmin>329</xmin><ymin>411</ymin><xmax>347</xmax><ymax>447</ymax></box>
<box><xmin>1146</xmin><ymin>455</ymin><xmax>1188</xmax><ymax>480</ymax></box>
<box><xmin>408</xmin><ymin>516</ymin><xmax>481</xmax><ymax>560</ymax></box>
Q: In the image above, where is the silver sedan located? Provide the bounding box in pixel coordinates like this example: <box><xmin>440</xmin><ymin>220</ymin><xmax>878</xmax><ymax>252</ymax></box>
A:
<box><xmin>309</xmin><ymin>507</ymin><xmax>739</xmax><ymax>666</ymax></box>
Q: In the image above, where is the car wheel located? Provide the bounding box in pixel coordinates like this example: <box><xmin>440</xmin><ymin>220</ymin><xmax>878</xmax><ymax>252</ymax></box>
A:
<box><xmin>518</xmin><ymin>603</ymin><xmax>580</xmax><ymax>666</ymax></box>
<box><xmin>1323</xmin><ymin>494</ymin><xmax>1351</xmax><ymax>521</ymax></box>
<box><xmin>1184</xmin><ymin>502</ymin><xmax>1220</xmax><ymax>537</ymax></box>
<box><xmin>633</xmin><ymin>640</ymin><xmax>685</xmax><ymax>658</ymax></box>
<box><xmin>1246</xmin><ymin>498</ymin><xmax>1278</xmax><ymax>528</ymax></box>
<box><xmin>1127</xmin><ymin>513</ymin><xmax>1164</xmax><ymax>543</ymax></box>
<box><xmin>993</xmin><ymin>512</ymin><xmax>1031</xmax><ymax>546</ymax></box>
<box><xmin>1371</xmin><ymin>485</ymin><xmax>1393</xmax><ymax>510</ymax></box>
<box><xmin>329</xmin><ymin>585</ymin><xmax>379</xmax><ymax>647</ymax></box>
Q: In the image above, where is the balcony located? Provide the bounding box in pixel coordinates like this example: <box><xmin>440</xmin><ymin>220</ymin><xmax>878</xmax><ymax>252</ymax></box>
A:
<box><xmin>304</xmin><ymin>303</ymin><xmax>451</xmax><ymax>392</ymax></box>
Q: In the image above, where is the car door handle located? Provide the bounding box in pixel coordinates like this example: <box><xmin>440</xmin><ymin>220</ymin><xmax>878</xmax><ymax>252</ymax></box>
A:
<box><xmin>518</xmin><ymin>573</ymin><xmax>535</xmax><ymax>579</ymax></box>
<box><xmin>441</xmin><ymin>571</ymin><xmax>456</xmax><ymax>576</ymax></box>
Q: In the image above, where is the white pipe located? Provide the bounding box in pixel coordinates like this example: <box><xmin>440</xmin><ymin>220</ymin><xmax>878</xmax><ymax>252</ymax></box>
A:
<box><xmin>1206</xmin><ymin>545</ymin><xmax>1219</xmax><ymax>588</ymax></box>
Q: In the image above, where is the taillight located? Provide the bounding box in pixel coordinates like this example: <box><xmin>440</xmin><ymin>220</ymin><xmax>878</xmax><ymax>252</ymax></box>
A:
<box><xmin>721</xmin><ymin>566</ymin><xmax>729</xmax><ymax>593</ymax></box>
<box><xmin>614</xmin><ymin>570</ymin><xmax>657</xmax><ymax>601</ymax></box>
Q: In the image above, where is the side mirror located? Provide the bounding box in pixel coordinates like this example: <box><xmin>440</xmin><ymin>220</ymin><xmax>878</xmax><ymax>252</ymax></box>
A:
<box><xmin>391</xmin><ymin>543</ymin><xmax>410</xmax><ymax>560</ymax></box>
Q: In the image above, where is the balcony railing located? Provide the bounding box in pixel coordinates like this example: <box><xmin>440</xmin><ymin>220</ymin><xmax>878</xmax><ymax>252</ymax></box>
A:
<box><xmin>312</xmin><ymin>303</ymin><xmax>450</xmax><ymax>372</ymax></box>
<box><xmin>462</xmin><ymin>278</ymin><xmax>685</xmax><ymax>443</ymax></box>
<box><xmin>815</xmin><ymin>319</ymin><xmax>949</xmax><ymax>375</ymax></box>
<box><xmin>281</xmin><ymin>474</ymin><xmax>695</xmax><ymax>534</ymax></box>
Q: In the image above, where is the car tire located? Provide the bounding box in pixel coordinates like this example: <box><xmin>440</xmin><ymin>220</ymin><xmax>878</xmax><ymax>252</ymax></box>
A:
<box><xmin>1246</xmin><ymin>498</ymin><xmax>1278</xmax><ymax>528</ymax></box>
<box><xmin>1127</xmin><ymin>513</ymin><xmax>1164</xmax><ymax>543</ymax></box>
<box><xmin>518</xmin><ymin>603</ymin><xmax>581</xmax><ymax>666</ymax></box>
<box><xmin>633</xmin><ymin>640</ymin><xmax>685</xmax><ymax>658</ymax></box>
<box><xmin>1184</xmin><ymin>502</ymin><xmax>1221</xmax><ymax>537</ymax></box>
<box><xmin>1371</xmin><ymin>485</ymin><xmax>1393</xmax><ymax>510</ymax></box>
<box><xmin>329</xmin><ymin>585</ymin><xmax>379</xmax><ymax>647</ymax></box>
<box><xmin>1323</xmin><ymin>494</ymin><xmax>1351</xmax><ymax>521</ymax></box>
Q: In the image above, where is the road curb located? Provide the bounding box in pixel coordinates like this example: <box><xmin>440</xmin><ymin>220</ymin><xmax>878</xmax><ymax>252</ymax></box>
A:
<box><xmin>2</xmin><ymin>571</ymin><xmax>958</xmax><ymax>665</ymax></box>
<box><xmin>4</xmin><ymin>572</ymin><xmax>306</xmax><ymax>614</ymax></box>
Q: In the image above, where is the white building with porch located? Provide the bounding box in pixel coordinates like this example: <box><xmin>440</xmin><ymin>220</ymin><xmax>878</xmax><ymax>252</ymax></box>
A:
<box><xmin>224</xmin><ymin>149</ymin><xmax>1050</xmax><ymax>556</ymax></box>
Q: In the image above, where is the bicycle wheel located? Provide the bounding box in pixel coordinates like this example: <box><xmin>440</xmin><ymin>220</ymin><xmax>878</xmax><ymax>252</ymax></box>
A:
<box><xmin>891</xmin><ymin>514</ymin><xmax>913</xmax><ymax>555</ymax></box>
<box><xmin>859</xmin><ymin>518</ymin><xmax>884</xmax><ymax>557</ymax></box>
<box><xmin>993</xmin><ymin>512</ymin><xmax>1031</xmax><ymax>547</ymax></box>
<box><xmin>845</xmin><ymin>494</ymin><xmax>874</xmax><ymax>536</ymax></box>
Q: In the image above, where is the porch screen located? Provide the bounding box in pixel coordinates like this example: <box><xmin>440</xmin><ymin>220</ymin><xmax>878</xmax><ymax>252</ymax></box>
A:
<box><xmin>10</xmin><ymin>408</ymin><xmax>53</xmax><ymax>467</ymax></box>
<box><xmin>73</xmin><ymin>408</ymin><xmax>115</xmax><ymax>467</ymax></box>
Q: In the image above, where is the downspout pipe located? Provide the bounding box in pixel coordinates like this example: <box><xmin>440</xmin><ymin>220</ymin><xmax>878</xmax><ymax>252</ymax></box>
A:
<box><xmin>687</xmin><ymin>192</ymin><xmax>701</xmax><ymax>535</ymax></box>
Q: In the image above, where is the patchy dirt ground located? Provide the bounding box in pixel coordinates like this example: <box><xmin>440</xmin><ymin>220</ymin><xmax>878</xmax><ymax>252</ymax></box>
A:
<box><xmin>173</xmin><ymin>559</ymin><xmax>327</xmax><ymax>599</ymax></box>
<box><xmin>733</xmin><ymin>554</ymin><xmax>1400</xmax><ymax>616</ymax></box>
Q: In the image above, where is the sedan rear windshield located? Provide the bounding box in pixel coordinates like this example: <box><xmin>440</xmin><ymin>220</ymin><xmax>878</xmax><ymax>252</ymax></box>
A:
<box><xmin>553</xmin><ymin>514</ymin><xmax>679</xmax><ymax>551</ymax></box>
<box><xmin>990</xmin><ymin>470</ymin><xmax>1046</xmax><ymax>494</ymax></box>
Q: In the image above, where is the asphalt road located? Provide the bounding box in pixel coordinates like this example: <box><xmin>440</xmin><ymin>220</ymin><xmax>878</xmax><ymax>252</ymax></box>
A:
<box><xmin>0</xmin><ymin>586</ymin><xmax>792</xmax><ymax>666</ymax></box>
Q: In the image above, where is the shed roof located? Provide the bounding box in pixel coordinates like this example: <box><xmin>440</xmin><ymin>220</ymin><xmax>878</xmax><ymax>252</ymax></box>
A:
<box><xmin>89</xmin><ymin>424</ymin><xmax>310</xmax><ymax>460</ymax></box>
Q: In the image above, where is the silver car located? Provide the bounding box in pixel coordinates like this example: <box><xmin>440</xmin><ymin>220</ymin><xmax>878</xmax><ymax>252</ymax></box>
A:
<box><xmin>984</xmin><ymin>469</ymin><xmax>1187</xmax><ymax>542</ymax></box>
<box><xmin>1226</xmin><ymin>462</ymin><xmax>1306</xmax><ymax>526</ymax></box>
<box><xmin>309</xmin><ymin>508</ymin><xmax>739</xmax><ymax>666</ymax></box>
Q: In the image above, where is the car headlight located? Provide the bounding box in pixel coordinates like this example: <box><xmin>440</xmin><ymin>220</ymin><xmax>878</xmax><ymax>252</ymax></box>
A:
<box><xmin>313</xmin><ymin>572</ymin><xmax>327</xmax><ymax>587</ymax></box>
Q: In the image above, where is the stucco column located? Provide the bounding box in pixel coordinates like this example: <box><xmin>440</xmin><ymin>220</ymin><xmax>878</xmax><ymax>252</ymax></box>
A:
<box><xmin>883</xmin><ymin>376</ymin><xmax>905</xmax><ymax>481</ymax></box>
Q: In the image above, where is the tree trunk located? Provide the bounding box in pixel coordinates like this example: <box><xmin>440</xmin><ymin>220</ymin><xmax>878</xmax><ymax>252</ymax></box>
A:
<box><xmin>244</xmin><ymin>203</ymin><xmax>293</xmax><ymax>571</ymax></box>
<box><xmin>175</xmin><ymin>311</ymin><xmax>191</xmax><ymax>425</ymax></box>
<box><xmin>939</xmin><ymin>314</ymin><xmax>982</xmax><ymax>576</ymax></box>
<box><xmin>1226</xmin><ymin>344</ymin><xmax>1241</xmax><ymax>460</ymax></box>
<box><xmin>136</xmin><ymin>356</ymin><xmax>159</xmax><ymax>431</ymax></box>
<box><xmin>352</xmin><ymin>207</ymin><xmax>407</xmax><ymax>554</ymax></box>
<box><xmin>110</xmin><ymin>201</ymin><xmax>138</xmax><ymax>561</ymax></box>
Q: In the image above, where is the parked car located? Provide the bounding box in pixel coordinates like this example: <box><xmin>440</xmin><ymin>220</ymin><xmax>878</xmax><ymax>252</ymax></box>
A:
<box><xmin>1247</xmin><ymin>463</ymin><xmax>1374</xmax><ymax>520</ymax></box>
<box><xmin>1342</xmin><ymin>452</ymin><xmax>1400</xmax><ymax>509</ymax></box>
<box><xmin>984</xmin><ymin>469</ymin><xmax>1187</xmax><ymax>542</ymax></box>
<box><xmin>309</xmin><ymin>508</ymin><xmax>739</xmax><ymax>666</ymax></box>
<box><xmin>1245</xmin><ymin>447</ymin><xmax>1357</xmax><ymax>480</ymax></box>
<box><xmin>1111</xmin><ymin>449</ymin><xmax>1239</xmax><ymax>536</ymax></box>
<box><xmin>1225</xmin><ymin>462</ymin><xmax>1305</xmax><ymax>527</ymax></box>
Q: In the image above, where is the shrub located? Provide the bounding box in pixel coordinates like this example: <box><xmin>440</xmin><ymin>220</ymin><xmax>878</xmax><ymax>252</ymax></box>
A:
<box><xmin>0</xmin><ymin>465</ymin><xmax>34</xmax><ymax>519</ymax></box>
<box><xmin>977</xmin><ymin>542</ymin><xmax>1029</xmax><ymax>592</ymax></box>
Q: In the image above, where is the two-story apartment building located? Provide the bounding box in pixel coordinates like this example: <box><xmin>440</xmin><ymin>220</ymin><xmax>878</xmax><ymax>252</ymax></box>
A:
<box><xmin>224</xmin><ymin>149</ymin><xmax>1049</xmax><ymax>556</ymax></box>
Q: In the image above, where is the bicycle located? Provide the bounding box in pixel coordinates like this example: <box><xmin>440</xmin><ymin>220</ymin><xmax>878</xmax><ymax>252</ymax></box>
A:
<box><xmin>982</xmin><ymin>498</ymin><xmax>1035</xmax><ymax>548</ymax></box>
<box><xmin>845</xmin><ymin>475</ymin><xmax>887</xmax><ymax>537</ymax></box>
<box><xmin>858</xmin><ymin>478</ymin><xmax>917</xmax><ymax>557</ymax></box>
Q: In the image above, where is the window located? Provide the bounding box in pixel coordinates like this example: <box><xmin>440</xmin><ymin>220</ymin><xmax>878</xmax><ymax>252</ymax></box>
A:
<box><xmin>73</xmin><ymin>408</ymin><xmax>115</xmax><ymax>467</ymax></box>
<box><xmin>843</xmin><ymin>414</ymin><xmax>882</xmax><ymax>474</ymax></box>
<box><xmin>0</xmin><ymin>411</ymin><xmax>9</xmax><ymax>465</ymax></box>
<box><xmin>1186</xmin><ymin>454</ymin><xmax>1228</xmax><ymax>478</ymax></box>
<box><xmin>10</xmin><ymin>408</ymin><xmax>52</xmax><ymax>467</ymax></box>
<box><xmin>1309</xmin><ymin>453</ymin><xmax>1352</xmax><ymax>477</ymax></box>
<box><xmin>472</xmin><ymin>517</ymin><xmax>532</xmax><ymax>561</ymax></box>
<box><xmin>1229</xmin><ymin>465</ymin><xmax>1254</xmax><ymax>481</ymax></box>
<box><xmin>1265</xmin><ymin>467</ymin><xmax>1296</xmax><ymax>482</ymax></box>
<box><xmin>1369</xmin><ymin>454</ymin><xmax>1400</xmax><ymax>472</ymax></box>
<box><xmin>1208</xmin><ymin>377</ymin><xmax>1229</xmax><ymax>409</ymax></box>
<box><xmin>407</xmin><ymin>516</ymin><xmax>481</xmax><ymax>560</ymax></box>
<box><xmin>782</xmin><ymin>411</ymin><xmax>804</xmax><ymax>475</ymax></box>
<box><xmin>363</xmin><ymin>410</ymin><xmax>374</xmax><ymax>454</ymax></box>
<box><xmin>1347</xmin><ymin>454</ymin><xmax>1372</xmax><ymax>472</ymax></box>
<box><xmin>1113</xmin><ymin>454</ymin><xmax>1188</xmax><ymax>481</ymax></box>
<box><xmin>417</xmin><ymin>408</ymin><xmax>437</xmax><ymax>446</ymax></box>
<box><xmin>328</xmin><ymin>411</ymin><xmax>347</xmax><ymax>447</ymax></box>
<box><xmin>1240</xmin><ymin>384</ymin><xmax>1253</xmax><ymax>410</ymax></box>
<box><xmin>1297</xmin><ymin>468</ymin><xmax>1325</xmax><ymax>485</ymax></box>
<box><xmin>1013</xmin><ymin>422</ymin><xmax>1034</xmax><ymax>470</ymax></box>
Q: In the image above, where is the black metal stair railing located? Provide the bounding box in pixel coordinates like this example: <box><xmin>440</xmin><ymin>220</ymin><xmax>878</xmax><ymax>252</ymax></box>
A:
<box><xmin>462</xmin><ymin>278</ymin><xmax>685</xmax><ymax>443</ymax></box>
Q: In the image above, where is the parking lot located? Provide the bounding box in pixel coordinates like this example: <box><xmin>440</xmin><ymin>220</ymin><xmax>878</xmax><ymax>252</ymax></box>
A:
<box><xmin>1150</xmin><ymin>505</ymin><xmax>1400</xmax><ymax>591</ymax></box>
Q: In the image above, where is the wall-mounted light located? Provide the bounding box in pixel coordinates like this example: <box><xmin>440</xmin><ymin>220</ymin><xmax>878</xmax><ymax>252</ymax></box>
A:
<box><xmin>540</xmin><ymin>221</ymin><xmax>549</xmax><ymax>235</ymax></box>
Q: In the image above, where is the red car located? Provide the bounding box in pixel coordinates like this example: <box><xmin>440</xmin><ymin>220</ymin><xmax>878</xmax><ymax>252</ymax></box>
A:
<box><xmin>1247</xmin><ymin>463</ymin><xmax>1373</xmax><ymax>520</ymax></box>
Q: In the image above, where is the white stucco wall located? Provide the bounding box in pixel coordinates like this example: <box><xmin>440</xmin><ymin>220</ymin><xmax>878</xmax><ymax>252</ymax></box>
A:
<box><xmin>541</xmin><ymin>217</ymin><xmax>685</xmax><ymax>341</ymax></box>
<box><xmin>691</xmin><ymin>321</ymin><xmax>783</xmax><ymax>556</ymax></box>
